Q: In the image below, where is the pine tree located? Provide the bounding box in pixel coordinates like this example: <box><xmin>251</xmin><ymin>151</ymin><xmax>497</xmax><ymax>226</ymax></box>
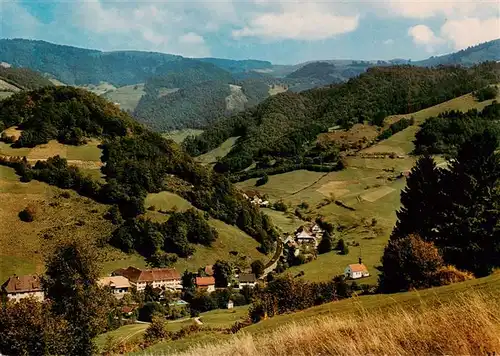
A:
<box><xmin>392</xmin><ymin>155</ymin><xmax>442</xmax><ymax>241</ymax></box>
<box><xmin>317</xmin><ymin>231</ymin><xmax>333</xmax><ymax>254</ymax></box>
<box><xmin>437</xmin><ymin>130</ymin><xmax>500</xmax><ymax>276</ymax></box>
<box><xmin>337</xmin><ymin>238</ymin><xmax>349</xmax><ymax>255</ymax></box>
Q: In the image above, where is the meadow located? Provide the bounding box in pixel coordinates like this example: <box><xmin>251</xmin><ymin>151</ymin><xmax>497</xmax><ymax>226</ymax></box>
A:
<box><xmin>103</xmin><ymin>83</ymin><xmax>146</xmax><ymax>112</ymax></box>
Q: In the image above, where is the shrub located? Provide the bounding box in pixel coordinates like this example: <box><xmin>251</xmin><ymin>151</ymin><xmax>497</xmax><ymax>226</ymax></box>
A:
<box><xmin>473</xmin><ymin>86</ymin><xmax>498</xmax><ymax>101</ymax></box>
<box><xmin>143</xmin><ymin>316</ymin><xmax>172</xmax><ymax>344</ymax></box>
<box><xmin>336</xmin><ymin>239</ymin><xmax>349</xmax><ymax>255</ymax></box>
<box><xmin>18</xmin><ymin>205</ymin><xmax>36</xmax><ymax>222</ymax></box>
<box><xmin>272</xmin><ymin>200</ymin><xmax>288</xmax><ymax>212</ymax></box>
<box><xmin>255</xmin><ymin>174</ymin><xmax>269</xmax><ymax>187</ymax></box>
<box><xmin>432</xmin><ymin>265</ymin><xmax>474</xmax><ymax>286</ymax></box>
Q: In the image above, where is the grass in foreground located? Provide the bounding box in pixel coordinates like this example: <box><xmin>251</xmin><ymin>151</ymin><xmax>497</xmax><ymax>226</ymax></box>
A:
<box><xmin>174</xmin><ymin>289</ymin><xmax>500</xmax><ymax>356</ymax></box>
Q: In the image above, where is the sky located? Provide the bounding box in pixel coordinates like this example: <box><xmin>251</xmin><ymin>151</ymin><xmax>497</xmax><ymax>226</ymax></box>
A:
<box><xmin>0</xmin><ymin>0</ymin><xmax>499</xmax><ymax>64</ymax></box>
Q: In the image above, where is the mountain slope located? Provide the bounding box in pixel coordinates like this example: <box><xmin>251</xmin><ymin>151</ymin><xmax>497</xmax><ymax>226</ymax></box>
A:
<box><xmin>415</xmin><ymin>39</ymin><xmax>500</xmax><ymax>67</ymax></box>
<box><xmin>184</xmin><ymin>63</ymin><xmax>500</xmax><ymax>176</ymax></box>
<box><xmin>0</xmin><ymin>39</ymin><xmax>272</xmax><ymax>86</ymax></box>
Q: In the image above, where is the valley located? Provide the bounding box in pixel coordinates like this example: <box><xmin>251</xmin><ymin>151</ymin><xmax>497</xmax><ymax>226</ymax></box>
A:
<box><xmin>0</xmin><ymin>36</ymin><xmax>499</xmax><ymax>356</ymax></box>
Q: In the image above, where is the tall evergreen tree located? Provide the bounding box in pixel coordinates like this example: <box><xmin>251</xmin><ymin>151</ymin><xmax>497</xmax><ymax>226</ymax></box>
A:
<box><xmin>392</xmin><ymin>155</ymin><xmax>442</xmax><ymax>241</ymax></box>
<box><xmin>438</xmin><ymin>129</ymin><xmax>500</xmax><ymax>276</ymax></box>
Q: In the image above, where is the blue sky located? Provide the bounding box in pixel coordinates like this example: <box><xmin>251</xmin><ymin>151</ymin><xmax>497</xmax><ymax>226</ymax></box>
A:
<box><xmin>1</xmin><ymin>0</ymin><xmax>499</xmax><ymax>64</ymax></box>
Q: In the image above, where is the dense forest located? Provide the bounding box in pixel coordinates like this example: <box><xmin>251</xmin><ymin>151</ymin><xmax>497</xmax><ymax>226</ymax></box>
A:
<box><xmin>133</xmin><ymin>74</ymin><xmax>272</xmax><ymax>131</ymax></box>
<box><xmin>185</xmin><ymin>62</ymin><xmax>500</xmax><ymax>175</ymax></box>
<box><xmin>0</xmin><ymin>39</ymin><xmax>272</xmax><ymax>86</ymax></box>
<box><xmin>0</xmin><ymin>87</ymin><xmax>279</xmax><ymax>258</ymax></box>
<box><xmin>414</xmin><ymin>101</ymin><xmax>500</xmax><ymax>155</ymax></box>
<box><xmin>0</xmin><ymin>87</ymin><xmax>140</xmax><ymax>146</ymax></box>
<box><xmin>0</xmin><ymin>67</ymin><xmax>54</xmax><ymax>90</ymax></box>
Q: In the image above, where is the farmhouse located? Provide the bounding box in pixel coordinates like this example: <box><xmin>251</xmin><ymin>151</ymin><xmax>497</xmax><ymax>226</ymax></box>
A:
<box><xmin>113</xmin><ymin>266</ymin><xmax>182</xmax><ymax>291</ymax></box>
<box><xmin>344</xmin><ymin>263</ymin><xmax>370</xmax><ymax>280</ymax></box>
<box><xmin>98</xmin><ymin>276</ymin><xmax>131</xmax><ymax>298</ymax></box>
<box><xmin>1</xmin><ymin>275</ymin><xmax>44</xmax><ymax>302</ymax></box>
<box><xmin>242</xmin><ymin>191</ymin><xmax>269</xmax><ymax>207</ymax></box>
<box><xmin>196</xmin><ymin>276</ymin><xmax>216</xmax><ymax>293</ymax></box>
<box><xmin>238</xmin><ymin>273</ymin><xmax>257</xmax><ymax>289</ymax></box>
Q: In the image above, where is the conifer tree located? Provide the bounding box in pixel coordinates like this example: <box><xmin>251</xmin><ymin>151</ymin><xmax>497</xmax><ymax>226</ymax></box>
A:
<box><xmin>437</xmin><ymin>130</ymin><xmax>500</xmax><ymax>276</ymax></box>
<box><xmin>392</xmin><ymin>155</ymin><xmax>442</xmax><ymax>241</ymax></box>
<box><xmin>317</xmin><ymin>231</ymin><xmax>333</xmax><ymax>254</ymax></box>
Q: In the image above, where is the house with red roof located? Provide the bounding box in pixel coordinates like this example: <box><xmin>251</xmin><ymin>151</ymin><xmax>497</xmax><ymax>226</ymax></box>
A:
<box><xmin>196</xmin><ymin>276</ymin><xmax>216</xmax><ymax>293</ymax></box>
<box><xmin>113</xmin><ymin>266</ymin><xmax>182</xmax><ymax>291</ymax></box>
<box><xmin>1</xmin><ymin>275</ymin><xmax>44</xmax><ymax>302</ymax></box>
<box><xmin>344</xmin><ymin>263</ymin><xmax>370</xmax><ymax>279</ymax></box>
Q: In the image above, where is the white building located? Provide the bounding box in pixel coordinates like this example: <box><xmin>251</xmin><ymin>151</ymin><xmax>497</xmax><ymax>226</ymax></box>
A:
<box><xmin>344</xmin><ymin>263</ymin><xmax>370</xmax><ymax>279</ymax></box>
<box><xmin>238</xmin><ymin>273</ymin><xmax>257</xmax><ymax>289</ymax></box>
<box><xmin>113</xmin><ymin>266</ymin><xmax>182</xmax><ymax>291</ymax></box>
<box><xmin>98</xmin><ymin>276</ymin><xmax>131</xmax><ymax>298</ymax></box>
<box><xmin>2</xmin><ymin>275</ymin><xmax>45</xmax><ymax>302</ymax></box>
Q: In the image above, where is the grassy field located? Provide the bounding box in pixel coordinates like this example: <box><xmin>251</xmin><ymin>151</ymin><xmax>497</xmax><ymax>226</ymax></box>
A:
<box><xmin>269</xmin><ymin>84</ymin><xmax>287</xmax><ymax>96</ymax></box>
<box><xmin>79</xmin><ymin>82</ymin><xmax>116</xmax><ymax>96</ymax></box>
<box><xmin>196</xmin><ymin>136</ymin><xmax>240</xmax><ymax>165</ymax></box>
<box><xmin>162</xmin><ymin>129</ymin><xmax>204</xmax><ymax>144</ymax></box>
<box><xmin>0</xmin><ymin>165</ymin><xmax>115</xmax><ymax>281</ymax></box>
<box><xmin>103</xmin><ymin>84</ymin><xmax>145</xmax><ymax>112</ymax></box>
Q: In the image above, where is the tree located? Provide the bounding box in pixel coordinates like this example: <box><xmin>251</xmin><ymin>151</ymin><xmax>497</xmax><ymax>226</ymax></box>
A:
<box><xmin>251</xmin><ymin>260</ymin><xmax>265</xmax><ymax>278</ymax></box>
<box><xmin>437</xmin><ymin>130</ymin><xmax>500</xmax><ymax>276</ymax></box>
<box><xmin>317</xmin><ymin>231</ymin><xmax>333</xmax><ymax>254</ymax></box>
<box><xmin>336</xmin><ymin>238</ymin><xmax>349</xmax><ymax>255</ymax></box>
<box><xmin>392</xmin><ymin>155</ymin><xmax>442</xmax><ymax>241</ymax></box>
<box><xmin>146</xmin><ymin>251</ymin><xmax>178</xmax><ymax>268</ymax></box>
<box><xmin>255</xmin><ymin>174</ymin><xmax>268</xmax><ymax>186</ymax></box>
<box><xmin>43</xmin><ymin>239</ymin><xmax>113</xmax><ymax>356</ymax></box>
<box><xmin>144</xmin><ymin>316</ymin><xmax>172</xmax><ymax>344</ymax></box>
<box><xmin>0</xmin><ymin>298</ymin><xmax>69</xmax><ymax>356</ymax></box>
<box><xmin>181</xmin><ymin>270</ymin><xmax>196</xmax><ymax>291</ymax></box>
<box><xmin>378</xmin><ymin>234</ymin><xmax>444</xmax><ymax>293</ymax></box>
<box><xmin>213</xmin><ymin>260</ymin><xmax>232</xmax><ymax>288</ymax></box>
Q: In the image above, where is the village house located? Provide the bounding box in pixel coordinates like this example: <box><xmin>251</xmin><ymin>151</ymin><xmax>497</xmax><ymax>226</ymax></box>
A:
<box><xmin>1</xmin><ymin>275</ymin><xmax>44</xmax><ymax>302</ymax></box>
<box><xmin>344</xmin><ymin>262</ymin><xmax>370</xmax><ymax>280</ymax></box>
<box><xmin>196</xmin><ymin>276</ymin><xmax>216</xmax><ymax>293</ymax></box>
<box><xmin>113</xmin><ymin>266</ymin><xmax>182</xmax><ymax>291</ymax></box>
<box><xmin>295</xmin><ymin>227</ymin><xmax>320</xmax><ymax>247</ymax></box>
<box><xmin>238</xmin><ymin>273</ymin><xmax>257</xmax><ymax>289</ymax></box>
<box><xmin>242</xmin><ymin>191</ymin><xmax>269</xmax><ymax>207</ymax></box>
<box><xmin>98</xmin><ymin>276</ymin><xmax>131</xmax><ymax>298</ymax></box>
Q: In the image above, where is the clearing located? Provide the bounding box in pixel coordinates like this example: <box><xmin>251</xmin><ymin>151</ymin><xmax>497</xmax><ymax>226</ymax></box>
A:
<box><xmin>225</xmin><ymin>84</ymin><xmax>248</xmax><ymax>111</ymax></box>
<box><xmin>196</xmin><ymin>136</ymin><xmax>240</xmax><ymax>165</ymax></box>
<box><xmin>268</xmin><ymin>84</ymin><xmax>287</xmax><ymax>96</ymax></box>
<box><xmin>103</xmin><ymin>83</ymin><xmax>146</xmax><ymax>112</ymax></box>
<box><xmin>162</xmin><ymin>129</ymin><xmax>204</xmax><ymax>144</ymax></box>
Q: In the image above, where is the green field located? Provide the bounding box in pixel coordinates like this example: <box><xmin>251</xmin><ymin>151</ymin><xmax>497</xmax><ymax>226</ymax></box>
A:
<box><xmin>196</xmin><ymin>136</ymin><xmax>240</xmax><ymax>165</ymax></box>
<box><xmin>162</xmin><ymin>129</ymin><xmax>204</xmax><ymax>144</ymax></box>
<box><xmin>103</xmin><ymin>84</ymin><xmax>146</xmax><ymax>112</ymax></box>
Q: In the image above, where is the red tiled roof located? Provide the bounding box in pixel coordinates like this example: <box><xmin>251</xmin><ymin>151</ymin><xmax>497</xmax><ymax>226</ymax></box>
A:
<box><xmin>196</xmin><ymin>276</ymin><xmax>215</xmax><ymax>287</ymax></box>
<box><xmin>115</xmin><ymin>266</ymin><xmax>181</xmax><ymax>283</ymax></box>
<box><xmin>348</xmin><ymin>263</ymin><xmax>368</xmax><ymax>273</ymax></box>
<box><xmin>2</xmin><ymin>275</ymin><xmax>42</xmax><ymax>293</ymax></box>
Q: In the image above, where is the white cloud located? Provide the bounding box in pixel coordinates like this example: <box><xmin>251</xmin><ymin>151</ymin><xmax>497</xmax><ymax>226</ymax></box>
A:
<box><xmin>440</xmin><ymin>17</ymin><xmax>500</xmax><ymax>49</ymax></box>
<box><xmin>408</xmin><ymin>25</ymin><xmax>444</xmax><ymax>52</ymax></box>
<box><xmin>383</xmin><ymin>39</ymin><xmax>395</xmax><ymax>45</ymax></box>
<box><xmin>0</xmin><ymin>0</ymin><xmax>41</xmax><ymax>38</ymax></box>
<box><xmin>232</xmin><ymin>3</ymin><xmax>359</xmax><ymax>40</ymax></box>
<box><xmin>179</xmin><ymin>33</ymin><xmax>205</xmax><ymax>45</ymax></box>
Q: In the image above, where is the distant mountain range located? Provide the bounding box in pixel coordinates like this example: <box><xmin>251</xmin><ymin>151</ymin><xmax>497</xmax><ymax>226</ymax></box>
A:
<box><xmin>0</xmin><ymin>38</ymin><xmax>498</xmax><ymax>132</ymax></box>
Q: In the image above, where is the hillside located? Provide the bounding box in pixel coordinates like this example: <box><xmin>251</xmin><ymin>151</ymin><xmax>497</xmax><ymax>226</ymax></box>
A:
<box><xmin>137</xmin><ymin>273</ymin><xmax>500</xmax><ymax>354</ymax></box>
<box><xmin>0</xmin><ymin>87</ymin><xmax>279</xmax><ymax>279</ymax></box>
<box><xmin>415</xmin><ymin>39</ymin><xmax>500</xmax><ymax>67</ymax></box>
<box><xmin>0</xmin><ymin>66</ymin><xmax>54</xmax><ymax>99</ymax></box>
<box><xmin>184</xmin><ymin>63</ymin><xmax>500</xmax><ymax>177</ymax></box>
<box><xmin>0</xmin><ymin>39</ymin><xmax>272</xmax><ymax>86</ymax></box>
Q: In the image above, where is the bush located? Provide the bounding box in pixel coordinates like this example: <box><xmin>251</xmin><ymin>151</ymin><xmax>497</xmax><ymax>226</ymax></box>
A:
<box><xmin>255</xmin><ymin>174</ymin><xmax>269</xmax><ymax>187</ymax></box>
<box><xmin>18</xmin><ymin>205</ymin><xmax>36</xmax><ymax>222</ymax></box>
<box><xmin>432</xmin><ymin>265</ymin><xmax>474</xmax><ymax>286</ymax></box>
<box><xmin>143</xmin><ymin>316</ymin><xmax>172</xmax><ymax>344</ymax></box>
<box><xmin>336</xmin><ymin>239</ymin><xmax>349</xmax><ymax>255</ymax></box>
<box><xmin>473</xmin><ymin>86</ymin><xmax>498</xmax><ymax>101</ymax></box>
<box><xmin>251</xmin><ymin>260</ymin><xmax>265</xmax><ymax>278</ymax></box>
<box><xmin>272</xmin><ymin>200</ymin><xmax>288</xmax><ymax>212</ymax></box>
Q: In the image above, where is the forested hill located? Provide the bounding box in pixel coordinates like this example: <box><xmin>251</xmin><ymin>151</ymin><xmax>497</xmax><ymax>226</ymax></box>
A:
<box><xmin>0</xmin><ymin>39</ymin><xmax>272</xmax><ymax>86</ymax></box>
<box><xmin>184</xmin><ymin>62</ymin><xmax>500</xmax><ymax>174</ymax></box>
<box><xmin>415</xmin><ymin>39</ymin><xmax>500</xmax><ymax>67</ymax></box>
<box><xmin>0</xmin><ymin>66</ymin><xmax>54</xmax><ymax>90</ymax></box>
<box><xmin>0</xmin><ymin>86</ymin><xmax>278</xmax><ymax>257</ymax></box>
